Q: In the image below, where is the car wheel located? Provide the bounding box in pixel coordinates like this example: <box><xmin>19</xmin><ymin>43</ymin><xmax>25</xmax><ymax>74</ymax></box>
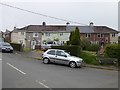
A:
<box><xmin>69</xmin><ymin>62</ymin><xmax>76</xmax><ymax>68</ymax></box>
<box><xmin>43</xmin><ymin>58</ymin><xmax>49</xmax><ymax>64</ymax></box>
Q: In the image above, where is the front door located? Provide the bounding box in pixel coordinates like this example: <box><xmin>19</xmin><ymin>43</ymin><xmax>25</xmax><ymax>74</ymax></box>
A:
<box><xmin>31</xmin><ymin>40</ymin><xmax>36</xmax><ymax>49</ymax></box>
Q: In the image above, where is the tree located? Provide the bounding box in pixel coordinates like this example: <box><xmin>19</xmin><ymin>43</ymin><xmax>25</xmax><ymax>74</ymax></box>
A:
<box><xmin>81</xmin><ymin>37</ymin><xmax>91</xmax><ymax>50</ymax></box>
<box><xmin>69</xmin><ymin>27</ymin><xmax>81</xmax><ymax>45</ymax></box>
<box><xmin>69</xmin><ymin>31</ymin><xmax>75</xmax><ymax>45</ymax></box>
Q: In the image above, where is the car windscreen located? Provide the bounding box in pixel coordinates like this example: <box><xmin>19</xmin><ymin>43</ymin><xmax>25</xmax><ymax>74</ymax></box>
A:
<box><xmin>2</xmin><ymin>43</ymin><xmax>11</xmax><ymax>47</ymax></box>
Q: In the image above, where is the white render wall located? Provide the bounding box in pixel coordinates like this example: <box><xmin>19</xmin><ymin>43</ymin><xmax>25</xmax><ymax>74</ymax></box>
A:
<box><xmin>11</xmin><ymin>32</ymin><xmax>26</xmax><ymax>46</ymax></box>
<box><xmin>11</xmin><ymin>32</ymin><xmax>19</xmax><ymax>43</ymax></box>
<box><xmin>42</xmin><ymin>32</ymin><xmax>70</xmax><ymax>43</ymax></box>
<box><xmin>110</xmin><ymin>33</ymin><xmax>118</xmax><ymax>44</ymax></box>
<box><xmin>18</xmin><ymin>32</ymin><xmax>26</xmax><ymax>46</ymax></box>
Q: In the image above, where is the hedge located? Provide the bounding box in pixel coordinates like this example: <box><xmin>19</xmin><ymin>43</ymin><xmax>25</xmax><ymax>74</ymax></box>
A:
<box><xmin>10</xmin><ymin>43</ymin><xmax>22</xmax><ymax>51</ymax></box>
<box><xmin>80</xmin><ymin>51</ymin><xmax>99</xmax><ymax>65</ymax></box>
<box><xmin>86</xmin><ymin>44</ymin><xmax>99</xmax><ymax>52</ymax></box>
<box><xmin>105</xmin><ymin>44</ymin><xmax>119</xmax><ymax>58</ymax></box>
<box><xmin>51</xmin><ymin>45</ymin><xmax>81</xmax><ymax>57</ymax></box>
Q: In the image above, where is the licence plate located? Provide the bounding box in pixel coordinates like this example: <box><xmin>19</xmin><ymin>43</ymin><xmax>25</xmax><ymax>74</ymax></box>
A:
<box><xmin>6</xmin><ymin>48</ymin><xmax>10</xmax><ymax>51</ymax></box>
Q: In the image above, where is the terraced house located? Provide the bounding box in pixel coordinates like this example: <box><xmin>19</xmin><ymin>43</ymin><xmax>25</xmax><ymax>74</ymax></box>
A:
<box><xmin>11</xmin><ymin>22</ymin><xmax>70</xmax><ymax>49</ymax></box>
<box><xmin>11</xmin><ymin>22</ymin><xmax>118</xmax><ymax>49</ymax></box>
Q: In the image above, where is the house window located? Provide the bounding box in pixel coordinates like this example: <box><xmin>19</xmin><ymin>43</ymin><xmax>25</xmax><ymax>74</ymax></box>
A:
<box><xmin>96</xmin><ymin>41</ymin><xmax>99</xmax><ymax>45</ymax></box>
<box><xmin>45</xmin><ymin>33</ymin><xmax>50</xmax><ymax>36</ymax></box>
<box><xmin>105</xmin><ymin>37</ymin><xmax>108</xmax><ymax>43</ymax></box>
<box><xmin>97</xmin><ymin>34</ymin><xmax>104</xmax><ymax>38</ymax></box>
<box><xmin>85</xmin><ymin>34</ymin><xmax>91</xmax><ymax>38</ymax></box>
<box><xmin>33</xmin><ymin>33</ymin><xmax>39</xmax><ymax>37</ymax></box>
<box><xmin>112</xmin><ymin>33</ymin><xmax>115</xmax><ymax>37</ymax></box>
<box><xmin>60</xmin><ymin>33</ymin><xmax>63</xmax><ymax>36</ymax></box>
<box><xmin>61</xmin><ymin>41</ymin><xmax>65</xmax><ymax>45</ymax></box>
<box><xmin>20</xmin><ymin>40</ymin><xmax>24</xmax><ymax>44</ymax></box>
<box><xmin>42</xmin><ymin>33</ymin><xmax>44</xmax><ymax>35</ymax></box>
<box><xmin>21</xmin><ymin>32</ymin><xmax>24</xmax><ymax>35</ymax></box>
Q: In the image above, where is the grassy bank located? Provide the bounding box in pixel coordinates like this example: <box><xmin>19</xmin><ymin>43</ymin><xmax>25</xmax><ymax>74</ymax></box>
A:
<box><xmin>80</xmin><ymin>51</ymin><xmax>100</xmax><ymax>65</ymax></box>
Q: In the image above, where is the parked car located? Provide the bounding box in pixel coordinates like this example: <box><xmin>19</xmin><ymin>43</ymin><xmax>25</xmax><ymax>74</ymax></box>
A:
<box><xmin>0</xmin><ymin>42</ymin><xmax>13</xmax><ymax>53</ymax></box>
<box><xmin>42</xmin><ymin>49</ymin><xmax>84</xmax><ymax>68</ymax></box>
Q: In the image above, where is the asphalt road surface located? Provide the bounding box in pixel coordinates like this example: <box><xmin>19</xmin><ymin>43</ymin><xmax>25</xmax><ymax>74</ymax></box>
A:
<box><xmin>2</xmin><ymin>52</ymin><xmax>118</xmax><ymax>88</ymax></box>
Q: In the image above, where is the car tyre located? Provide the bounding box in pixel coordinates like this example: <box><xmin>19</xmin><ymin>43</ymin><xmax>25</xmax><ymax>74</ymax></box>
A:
<box><xmin>69</xmin><ymin>61</ymin><xmax>76</xmax><ymax>68</ymax></box>
<box><xmin>43</xmin><ymin>58</ymin><xmax>50</xmax><ymax>64</ymax></box>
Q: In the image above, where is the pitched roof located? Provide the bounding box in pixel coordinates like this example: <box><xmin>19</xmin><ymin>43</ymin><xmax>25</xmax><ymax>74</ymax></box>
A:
<box><xmin>14</xmin><ymin>25</ymin><xmax>118</xmax><ymax>34</ymax></box>
<box><xmin>93</xmin><ymin>26</ymin><xmax>118</xmax><ymax>33</ymax></box>
<box><xmin>66</xmin><ymin>26</ymin><xmax>94</xmax><ymax>33</ymax></box>
<box><xmin>18</xmin><ymin>25</ymin><xmax>66</xmax><ymax>32</ymax></box>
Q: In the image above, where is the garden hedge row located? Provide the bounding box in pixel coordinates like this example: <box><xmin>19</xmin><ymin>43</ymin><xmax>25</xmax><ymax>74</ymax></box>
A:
<box><xmin>10</xmin><ymin>43</ymin><xmax>22</xmax><ymax>51</ymax></box>
<box><xmin>105</xmin><ymin>44</ymin><xmax>120</xmax><ymax>58</ymax></box>
<box><xmin>51</xmin><ymin>45</ymin><xmax>81</xmax><ymax>57</ymax></box>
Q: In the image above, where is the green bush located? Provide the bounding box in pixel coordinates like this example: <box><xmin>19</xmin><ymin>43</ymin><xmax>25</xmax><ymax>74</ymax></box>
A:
<box><xmin>81</xmin><ymin>37</ymin><xmax>91</xmax><ymax>50</ymax></box>
<box><xmin>86</xmin><ymin>44</ymin><xmax>99</xmax><ymax>52</ymax></box>
<box><xmin>80</xmin><ymin>51</ymin><xmax>99</xmax><ymax>65</ymax></box>
<box><xmin>51</xmin><ymin>45</ymin><xmax>81</xmax><ymax>57</ymax></box>
<box><xmin>10</xmin><ymin>43</ymin><xmax>22</xmax><ymax>51</ymax></box>
<box><xmin>105</xmin><ymin>44</ymin><xmax>119</xmax><ymax>58</ymax></box>
<box><xmin>23</xmin><ymin>48</ymin><xmax>31</xmax><ymax>52</ymax></box>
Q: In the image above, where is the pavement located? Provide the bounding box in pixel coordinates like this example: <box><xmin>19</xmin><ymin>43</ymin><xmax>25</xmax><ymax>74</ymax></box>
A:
<box><xmin>16</xmin><ymin>50</ymin><xmax>119</xmax><ymax>71</ymax></box>
<box><xmin>2</xmin><ymin>52</ymin><xmax>118</xmax><ymax>88</ymax></box>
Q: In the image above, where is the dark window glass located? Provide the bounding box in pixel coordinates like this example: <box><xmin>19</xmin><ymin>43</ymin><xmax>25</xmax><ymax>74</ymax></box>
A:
<box><xmin>47</xmin><ymin>50</ymin><xmax>55</xmax><ymax>55</ymax></box>
<box><xmin>56</xmin><ymin>51</ymin><xmax>66</xmax><ymax>56</ymax></box>
<box><xmin>97</xmin><ymin>34</ymin><xmax>100</xmax><ymax>38</ymax></box>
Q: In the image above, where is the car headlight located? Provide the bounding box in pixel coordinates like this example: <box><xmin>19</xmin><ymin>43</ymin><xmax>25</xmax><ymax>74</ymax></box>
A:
<box><xmin>77</xmin><ymin>60</ymin><xmax>82</xmax><ymax>63</ymax></box>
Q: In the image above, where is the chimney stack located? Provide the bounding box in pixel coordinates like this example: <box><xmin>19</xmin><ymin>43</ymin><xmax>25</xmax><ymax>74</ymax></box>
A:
<box><xmin>42</xmin><ymin>22</ymin><xmax>46</xmax><ymax>26</ymax></box>
<box><xmin>66</xmin><ymin>22</ymin><xmax>70</xmax><ymax>26</ymax></box>
<box><xmin>89</xmin><ymin>22</ymin><xmax>94</xmax><ymax>26</ymax></box>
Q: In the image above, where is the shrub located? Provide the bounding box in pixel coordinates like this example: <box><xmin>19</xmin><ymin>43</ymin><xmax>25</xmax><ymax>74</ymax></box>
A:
<box><xmin>51</xmin><ymin>45</ymin><xmax>81</xmax><ymax>57</ymax></box>
<box><xmin>86</xmin><ymin>44</ymin><xmax>99</xmax><ymax>52</ymax></box>
<box><xmin>81</xmin><ymin>37</ymin><xmax>91</xmax><ymax>50</ymax></box>
<box><xmin>23</xmin><ymin>48</ymin><xmax>31</xmax><ymax>52</ymax></box>
<box><xmin>80</xmin><ymin>51</ymin><xmax>99</xmax><ymax>65</ymax></box>
<box><xmin>105</xmin><ymin>44</ymin><xmax>119</xmax><ymax>58</ymax></box>
<box><xmin>10</xmin><ymin>43</ymin><xmax>22</xmax><ymax>51</ymax></box>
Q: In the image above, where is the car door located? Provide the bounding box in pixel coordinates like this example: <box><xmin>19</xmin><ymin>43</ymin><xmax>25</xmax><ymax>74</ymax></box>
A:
<box><xmin>55</xmin><ymin>50</ymin><xmax>69</xmax><ymax>65</ymax></box>
<box><xmin>46</xmin><ymin>50</ymin><xmax>56</xmax><ymax>62</ymax></box>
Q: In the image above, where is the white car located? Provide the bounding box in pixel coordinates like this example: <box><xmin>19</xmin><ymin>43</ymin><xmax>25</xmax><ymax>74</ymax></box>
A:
<box><xmin>0</xmin><ymin>42</ymin><xmax>13</xmax><ymax>53</ymax></box>
<box><xmin>42</xmin><ymin>49</ymin><xmax>84</xmax><ymax>68</ymax></box>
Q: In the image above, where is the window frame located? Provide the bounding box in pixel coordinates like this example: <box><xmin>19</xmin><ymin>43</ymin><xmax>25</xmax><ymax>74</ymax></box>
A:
<box><xmin>85</xmin><ymin>33</ymin><xmax>91</xmax><ymax>38</ymax></box>
<box><xmin>21</xmin><ymin>32</ymin><xmax>24</xmax><ymax>36</ymax></box>
<box><xmin>60</xmin><ymin>33</ymin><xmax>63</xmax><ymax>36</ymax></box>
<box><xmin>111</xmin><ymin>33</ymin><xmax>115</xmax><ymax>37</ymax></box>
<box><xmin>47</xmin><ymin>50</ymin><xmax>55</xmax><ymax>55</ymax></box>
<box><xmin>33</xmin><ymin>32</ymin><xmax>39</xmax><ymax>37</ymax></box>
<box><xmin>56</xmin><ymin>50</ymin><xmax>66</xmax><ymax>57</ymax></box>
<box><xmin>97</xmin><ymin>33</ymin><xmax>104</xmax><ymax>38</ymax></box>
<box><xmin>45</xmin><ymin>33</ymin><xmax>50</xmax><ymax>36</ymax></box>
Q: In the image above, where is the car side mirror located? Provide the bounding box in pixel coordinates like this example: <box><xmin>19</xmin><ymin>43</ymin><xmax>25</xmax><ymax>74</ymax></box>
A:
<box><xmin>64</xmin><ymin>55</ymin><xmax>67</xmax><ymax>57</ymax></box>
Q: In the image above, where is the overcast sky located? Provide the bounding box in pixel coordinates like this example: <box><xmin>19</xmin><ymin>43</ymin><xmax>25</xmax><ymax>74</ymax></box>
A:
<box><xmin>0</xmin><ymin>0</ymin><xmax>119</xmax><ymax>31</ymax></box>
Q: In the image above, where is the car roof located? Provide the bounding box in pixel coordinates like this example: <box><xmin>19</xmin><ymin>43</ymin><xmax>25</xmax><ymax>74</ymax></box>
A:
<box><xmin>0</xmin><ymin>42</ymin><xmax>10</xmax><ymax>45</ymax></box>
<box><xmin>47</xmin><ymin>49</ymin><xmax>65</xmax><ymax>51</ymax></box>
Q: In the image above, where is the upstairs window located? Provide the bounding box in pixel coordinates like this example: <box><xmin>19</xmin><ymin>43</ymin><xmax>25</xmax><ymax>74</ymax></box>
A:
<box><xmin>85</xmin><ymin>34</ymin><xmax>91</xmax><ymax>38</ymax></box>
<box><xmin>33</xmin><ymin>33</ymin><xmax>39</xmax><ymax>37</ymax></box>
<box><xmin>60</xmin><ymin>33</ymin><xmax>63</xmax><ymax>36</ymax></box>
<box><xmin>112</xmin><ymin>33</ymin><xmax>115</xmax><ymax>37</ymax></box>
<box><xmin>97</xmin><ymin>34</ymin><xmax>104</xmax><ymax>38</ymax></box>
<box><xmin>45</xmin><ymin>33</ymin><xmax>50</xmax><ymax>36</ymax></box>
<box><xmin>21</xmin><ymin>32</ymin><xmax>24</xmax><ymax>35</ymax></box>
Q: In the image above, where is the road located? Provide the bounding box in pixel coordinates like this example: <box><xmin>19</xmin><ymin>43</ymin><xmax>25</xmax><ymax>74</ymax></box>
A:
<box><xmin>2</xmin><ymin>52</ymin><xmax>118</xmax><ymax>88</ymax></box>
